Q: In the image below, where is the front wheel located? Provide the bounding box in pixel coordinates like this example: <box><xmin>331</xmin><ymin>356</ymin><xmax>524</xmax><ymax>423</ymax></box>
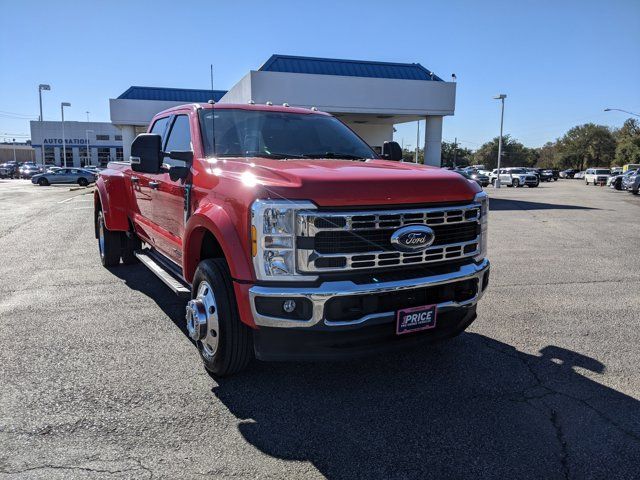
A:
<box><xmin>78</xmin><ymin>177</ymin><xmax>88</xmax><ymax>187</ymax></box>
<box><xmin>512</xmin><ymin>179</ymin><xmax>520</xmax><ymax>188</ymax></box>
<box><xmin>38</xmin><ymin>178</ymin><xmax>49</xmax><ymax>186</ymax></box>
<box><xmin>188</xmin><ymin>259</ymin><xmax>253</xmax><ymax>376</ymax></box>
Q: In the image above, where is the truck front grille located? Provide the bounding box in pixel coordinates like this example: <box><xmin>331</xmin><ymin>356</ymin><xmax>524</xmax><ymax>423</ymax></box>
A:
<box><xmin>296</xmin><ymin>203</ymin><xmax>481</xmax><ymax>273</ymax></box>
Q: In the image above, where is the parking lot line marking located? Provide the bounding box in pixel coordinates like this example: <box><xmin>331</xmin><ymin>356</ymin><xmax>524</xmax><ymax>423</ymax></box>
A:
<box><xmin>57</xmin><ymin>197</ymin><xmax>76</xmax><ymax>204</ymax></box>
<box><xmin>72</xmin><ymin>206</ymin><xmax>93</xmax><ymax>210</ymax></box>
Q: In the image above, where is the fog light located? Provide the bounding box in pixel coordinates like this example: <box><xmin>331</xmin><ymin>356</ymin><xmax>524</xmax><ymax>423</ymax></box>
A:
<box><xmin>283</xmin><ymin>299</ymin><xmax>296</xmax><ymax>313</ymax></box>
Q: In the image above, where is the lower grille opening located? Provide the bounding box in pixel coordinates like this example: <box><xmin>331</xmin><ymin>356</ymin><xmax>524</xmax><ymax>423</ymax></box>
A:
<box><xmin>324</xmin><ymin>279</ymin><xmax>478</xmax><ymax>322</ymax></box>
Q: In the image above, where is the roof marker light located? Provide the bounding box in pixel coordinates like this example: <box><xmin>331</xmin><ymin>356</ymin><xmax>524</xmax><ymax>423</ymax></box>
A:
<box><xmin>311</xmin><ymin>107</ymin><xmax>318</xmax><ymax>111</ymax></box>
<box><xmin>282</xmin><ymin>103</ymin><xmax>290</xmax><ymax>107</ymax></box>
<box><xmin>266</xmin><ymin>101</ymin><xmax>273</xmax><ymax>106</ymax></box>
<box><xmin>248</xmin><ymin>100</ymin><xmax>255</xmax><ymax>104</ymax></box>
<box><xmin>208</xmin><ymin>99</ymin><xmax>215</xmax><ymax>104</ymax></box>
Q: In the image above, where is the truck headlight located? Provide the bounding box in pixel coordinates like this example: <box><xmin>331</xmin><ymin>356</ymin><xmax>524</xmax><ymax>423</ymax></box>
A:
<box><xmin>251</xmin><ymin>199</ymin><xmax>317</xmax><ymax>281</ymax></box>
<box><xmin>474</xmin><ymin>191</ymin><xmax>488</xmax><ymax>261</ymax></box>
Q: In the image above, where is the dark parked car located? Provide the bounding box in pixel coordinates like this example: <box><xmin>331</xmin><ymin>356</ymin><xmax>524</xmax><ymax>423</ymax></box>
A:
<box><xmin>0</xmin><ymin>162</ymin><xmax>19</xmax><ymax>178</ymax></box>
<box><xmin>470</xmin><ymin>171</ymin><xmax>490</xmax><ymax>186</ymax></box>
<box><xmin>454</xmin><ymin>169</ymin><xmax>486</xmax><ymax>187</ymax></box>
<box><xmin>546</xmin><ymin>169</ymin><xmax>559</xmax><ymax>181</ymax></box>
<box><xmin>19</xmin><ymin>164</ymin><xmax>42</xmax><ymax>179</ymax></box>
<box><xmin>529</xmin><ymin>168</ymin><xmax>553</xmax><ymax>182</ymax></box>
<box><xmin>31</xmin><ymin>168</ymin><xmax>97</xmax><ymax>186</ymax></box>
<box><xmin>560</xmin><ymin>169</ymin><xmax>578</xmax><ymax>179</ymax></box>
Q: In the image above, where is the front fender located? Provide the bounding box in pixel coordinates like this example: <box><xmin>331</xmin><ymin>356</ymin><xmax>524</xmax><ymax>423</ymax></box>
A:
<box><xmin>183</xmin><ymin>203</ymin><xmax>253</xmax><ymax>284</ymax></box>
<box><xmin>95</xmin><ymin>176</ymin><xmax>130</xmax><ymax>232</ymax></box>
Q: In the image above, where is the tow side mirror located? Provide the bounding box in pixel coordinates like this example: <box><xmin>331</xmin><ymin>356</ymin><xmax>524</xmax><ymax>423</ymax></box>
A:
<box><xmin>130</xmin><ymin>134</ymin><xmax>162</xmax><ymax>174</ymax></box>
<box><xmin>382</xmin><ymin>141</ymin><xmax>403</xmax><ymax>161</ymax></box>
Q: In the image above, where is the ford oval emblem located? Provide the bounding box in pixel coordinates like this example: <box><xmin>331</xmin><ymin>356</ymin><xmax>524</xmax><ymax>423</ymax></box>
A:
<box><xmin>390</xmin><ymin>225</ymin><xmax>435</xmax><ymax>252</ymax></box>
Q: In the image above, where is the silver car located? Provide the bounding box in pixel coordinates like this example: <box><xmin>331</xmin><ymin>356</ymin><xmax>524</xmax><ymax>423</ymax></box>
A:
<box><xmin>31</xmin><ymin>168</ymin><xmax>97</xmax><ymax>186</ymax></box>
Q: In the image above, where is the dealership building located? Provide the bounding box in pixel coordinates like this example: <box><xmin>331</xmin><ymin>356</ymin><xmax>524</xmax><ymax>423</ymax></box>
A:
<box><xmin>110</xmin><ymin>54</ymin><xmax>456</xmax><ymax>166</ymax></box>
<box><xmin>30</xmin><ymin>54</ymin><xmax>456</xmax><ymax>167</ymax></box>
<box><xmin>30</xmin><ymin>121</ymin><xmax>123</xmax><ymax>167</ymax></box>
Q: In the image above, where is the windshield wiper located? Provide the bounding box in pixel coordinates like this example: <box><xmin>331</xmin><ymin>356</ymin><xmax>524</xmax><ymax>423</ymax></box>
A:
<box><xmin>304</xmin><ymin>152</ymin><xmax>366</xmax><ymax>160</ymax></box>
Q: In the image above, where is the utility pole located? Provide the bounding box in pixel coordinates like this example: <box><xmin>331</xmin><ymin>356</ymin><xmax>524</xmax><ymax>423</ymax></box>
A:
<box><xmin>493</xmin><ymin>94</ymin><xmax>507</xmax><ymax>188</ymax></box>
<box><xmin>453</xmin><ymin>137</ymin><xmax>458</xmax><ymax>168</ymax></box>
<box><xmin>12</xmin><ymin>138</ymin><xmax>16</xmax><ymax>162</ymax></box>
<box><xmin>415</xmin><ymin>120</ymin><xmax>420</xmax><ymax>163</ymax></box>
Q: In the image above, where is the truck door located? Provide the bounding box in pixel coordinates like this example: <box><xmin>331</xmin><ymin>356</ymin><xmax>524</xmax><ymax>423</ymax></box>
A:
<box><xmin>147</xmin><ymin>114</ymin><xmax>193</xmax><ymax>264</ymax></box>
<box><xmin>128</xmin><ymin>115</ymin><xmax>171</xmax><ymax>244</ymax></box>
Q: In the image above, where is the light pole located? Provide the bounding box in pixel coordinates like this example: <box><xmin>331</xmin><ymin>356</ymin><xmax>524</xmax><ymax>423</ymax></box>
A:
<box><xmin>38</xmin><ymin>84</ymin><xmax>51</xmax><ymax>168</ymax></box>
<box><xmin>493</xmin><ymin>94</ymin><xmax>507</xmax><ymax>188</ymax></box>
<box><xmin>85</xmin><ymin>129</ymin><xmax>94</xmax><ymax>166</ymax></box>
<box><xmin>604</xmin><ymin>108</ymin><xmax>640</xmax><ymax>118</ymax></box>
<box><xmin>86</xmin><ymin>111</ymin><xmax>90</xmax><ymax>122</ymax></box>
<box><xmin>61</xmin><ymin>102</ymin><xmax>71</xmax><ymax>167</ymax></box>
<box><xmin>415</xmin><ymin>120</ymin><xmax>420</xmax><ymax>163</ymax></box>
<box><xmin>38</xmin><ymin>84</ymin><xmax>50</xmax><ymax>121</ymax></box>
<box><xmin>12</xmin><ymin>138</ymin><xmax>17</xmax><ymax>162</ymax></box>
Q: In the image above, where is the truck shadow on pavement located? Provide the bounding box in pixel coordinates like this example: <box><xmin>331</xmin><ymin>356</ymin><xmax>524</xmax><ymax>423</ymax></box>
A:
<box><xmin>489</xmin><ymin>197</ymin><xmax>598</xmax><ymax>211</ymax></box>
<box><xmin>110</xmin><ymin>264</ymin><xmax>640</xmax><ymax>479</ymax></box>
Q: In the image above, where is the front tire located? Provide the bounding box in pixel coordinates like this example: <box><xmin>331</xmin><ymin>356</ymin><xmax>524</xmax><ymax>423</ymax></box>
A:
<box><xmin>78</xmin><ymin>177</ymin><xmax>89</xmax><ymax>187</ymax></box>
<box><xmin>38</xmin><ymin>178</ymin><xmax>49</xmax><ymax>186</ymax></box>
<box><xmin>512</xmin><ymin>179</ymin><xmax>519</xmax><ymax>188</ymax></box>
<box><xmin>189</xmin><ymin>259</ymin><xmax>253</xmax><ymax>376</ymax></box>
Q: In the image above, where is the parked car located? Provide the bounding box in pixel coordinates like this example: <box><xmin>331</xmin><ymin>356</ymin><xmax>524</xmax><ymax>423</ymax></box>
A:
<box><xmin>31</xmin><ymin>168</ymin><xmax>97</xmax><ymax>186</ymax></box>
<box><xmin>560</xmin><ymin>169</ymin><xmax>579</xmax><ymax>179</ymax></box>
<box><xmin>94</xmin><ymin>102</ymin><xmax>490</xmax><ymax>376</ymax></box>
<box><xmin>19</xmin><ymin>164</ymin><xmax>42</xmax><ymax>179</ymax></box>
<box><xmin>622</xmin><ymin>164</ymin><xmax>640</xmax><ymax>173</ymax></box>
<box><xmin>547</xmin><ymin>169</ymin><xmax>560</xmax><ymax>181</ymax></box>
<box><xmin>490</xmin><ymin>167</ymin><xmax>539</xmax><ymax>187</ymax></box>
<box><xmin>528</xmin><ymin>168</ymin><xmax>553</xmax><ymax>182</ymax></box>
<box><xmin>608</xmin><ymin>169</ymin><xmax>636</xmax><ymax>190</ymax></box>
<box><xmin>470</xmin><ymin>171</ymin><xmax>490</xmax><ymax>187</ymax></box>
<box><xmin>0</xmin><ymin>162</ymin><xmax>19</xmax><ymax>178</ymax></box>
<box><xmin>622</xmin><ymin>169</ymin><xmax>640</xmax><ymax>193</ymax></box>
<box><xmin>584</xmin><ymin>168</ymin><xmax>611</xmax><ymax>185</ymax></box>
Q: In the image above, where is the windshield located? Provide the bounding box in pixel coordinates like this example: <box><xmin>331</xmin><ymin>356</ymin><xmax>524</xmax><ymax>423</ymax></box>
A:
<box><xmin>509</xmin><ymin>168</ymin><xmax>527</xmax><ymax>174</ymax></box>
<box><xmin>595</xmin><ymin>169</ymin><xmax>610</xmax><ymax>175</ymax></box>
<box><xmin>199</xmin><ymin>109</ymin><xmax>377</xmax><ymax>160</ymax></box>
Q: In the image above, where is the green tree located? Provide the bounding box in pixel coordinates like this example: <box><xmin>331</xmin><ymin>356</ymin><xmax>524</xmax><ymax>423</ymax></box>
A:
<box><xmin>536</xmin><ymin>142</ymin><xmax>560</xmax><ymax>168</ymax></box>
<box><xmin>613</xmin><ymin>118</ymin><xmax>640</xmax><ymax>165</ymax></box>
<box><xmin>441</xmin><ymin>141</ymin><xmax>473</xmax><ymax>167</ymax></box>
<box><xmin>472</xmin><ymin>135</ymin><xmax>538</xmax><ymax>169</ymax></box>
<box><xmin>556</xmin><ymin>123</ymin><xmax>616</xmax><ymax>170</ymax></box>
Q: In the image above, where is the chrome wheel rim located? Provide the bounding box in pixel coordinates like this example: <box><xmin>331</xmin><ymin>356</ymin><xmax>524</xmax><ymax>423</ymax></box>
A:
<box><xmin>187</xmin><ymin>281</ymin><xmax>219</xmax><ymax>360</ymax></box>
<box><xmin>98</xmin><ymin>213</ymin><xmax>105</xmax><ymax>259</ymax></box>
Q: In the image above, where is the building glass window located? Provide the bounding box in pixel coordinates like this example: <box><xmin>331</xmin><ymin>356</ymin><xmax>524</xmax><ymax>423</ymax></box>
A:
<box><xmin>115</xmin><ymin>135</ymin><xmax>122</xmax><ymax>141</ymax></box>
<box><xmin>79</xmin><ymin>146</ymin><xmax>89</xmax><ymax>167</ymax></box>
<box><xmin>97</xmin><ymin>147</ymin><xmax>111</xmax><ymax>166</ymax></box>
<box><xmin>44</xmin><ymin>146</ymin><xmax>55</xmax><ymax>165</ymax></box>
<box><xmin>61</xmin><ymin>147</ymin><xmax>74</xmax><ymax>167</ymax></box>
<box><xmin>96</xmin><ymin>134</ymin><xmax>109</xmax><ymax>141</ymax></box>
<box><xmin>134</xmin><ymin>126</ymin><xmax>147</xmax><ymax>136</ymax></box>
<box><xmin>115</xmin><ymin>147</ymin><xmax>123</xmax><ymax>161</ymax></box>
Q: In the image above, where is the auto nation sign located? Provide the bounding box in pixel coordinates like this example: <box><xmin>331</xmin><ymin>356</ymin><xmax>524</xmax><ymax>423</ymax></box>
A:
<box><xmin>43</xmin><ymin>138</ymin><xmax>89</xmax><ymax>145</ymax></box>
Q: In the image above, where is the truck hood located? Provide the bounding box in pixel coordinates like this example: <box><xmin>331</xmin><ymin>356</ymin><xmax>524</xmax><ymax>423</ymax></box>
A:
<box><xmin>208</xmin><ymin>157</ymin><xmax>481</xmax><ymax>207</ymax></box>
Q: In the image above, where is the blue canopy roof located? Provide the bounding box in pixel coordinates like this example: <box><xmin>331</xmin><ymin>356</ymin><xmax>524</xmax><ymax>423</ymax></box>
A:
<box><xmin>118</xmin><ymin>86</ymin><xmax>227</xmax><ymax>102</ymax></box>
<box><xmin>259</xmin><ymin>54</ymin><xmax>443</xmax><ymax>81</ymax></box>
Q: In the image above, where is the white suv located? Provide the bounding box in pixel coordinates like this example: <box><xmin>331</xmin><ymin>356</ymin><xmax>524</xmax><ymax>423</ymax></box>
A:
<box><xmin>490</xmin><ymin>168</ymin><xmax>539</xmax><ymax>188</ymax></box>
<box><xmin>584</xmin><ymin>168</ymin><xmax>611</xmax><ymax>185</ymax></box>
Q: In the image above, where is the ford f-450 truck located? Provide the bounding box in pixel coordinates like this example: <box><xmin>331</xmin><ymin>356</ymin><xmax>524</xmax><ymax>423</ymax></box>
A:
<box><xmin>95</xmin><ymin>103</ymin><xmax>490</xmax><ymax>376</ymax></box>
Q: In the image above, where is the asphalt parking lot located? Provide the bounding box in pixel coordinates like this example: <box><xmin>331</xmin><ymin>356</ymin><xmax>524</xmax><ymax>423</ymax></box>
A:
<box><xmin>0</xmin><ymin>178</ymin><xmax>639</xmax><ymax>479</ymax></box>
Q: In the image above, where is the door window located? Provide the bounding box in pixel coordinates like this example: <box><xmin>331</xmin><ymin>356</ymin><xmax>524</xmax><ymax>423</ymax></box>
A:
<box><xmin>150</xmin><ymin>116</ymin><xmax>171</xmax><ymax>143</ymax></box>
<box><xmin>163</xmin><ymin>115</ymin><xmax>192</xmax><ymax>167</ymax></box>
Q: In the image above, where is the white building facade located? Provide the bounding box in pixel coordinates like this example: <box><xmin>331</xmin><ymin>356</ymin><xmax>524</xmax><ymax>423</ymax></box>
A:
<box><xmin>109</xmin><ymin>55</ymin><xmax>456</xmax><ymax>166</ymax></box>
<box><xmin>30</xmin><ymin>121</ymin><xmax>123</xmax><ymax>167</ymax></box>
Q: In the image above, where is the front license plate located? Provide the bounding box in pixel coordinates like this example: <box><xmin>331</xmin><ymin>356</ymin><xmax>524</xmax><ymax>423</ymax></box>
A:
<box><xmin>396</xmin><ymin>304</ymin><xmax>437</xmax><ymax>335</ymax></box>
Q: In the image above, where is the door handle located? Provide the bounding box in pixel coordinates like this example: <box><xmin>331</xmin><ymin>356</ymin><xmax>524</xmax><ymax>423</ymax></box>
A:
<box><xmin>131</xmin><ymin>176</ymin><xmax>139</xmax><ymax>183</ymax></box>
<box><xmin>149</xmin><ymin>181</ymin><xmax>160</xmax><ymax>189</ymax></box>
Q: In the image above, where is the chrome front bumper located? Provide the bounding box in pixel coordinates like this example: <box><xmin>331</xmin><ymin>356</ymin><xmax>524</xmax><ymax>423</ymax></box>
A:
<box><xmin>249</xmin><ymin>259</ymin><xmax>490</xmax><ymax>329</ymax></box>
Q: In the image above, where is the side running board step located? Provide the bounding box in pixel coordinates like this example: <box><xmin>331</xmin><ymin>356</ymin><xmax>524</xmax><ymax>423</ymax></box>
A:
<box><xmin>134</xmin><ymin>249</ymin><xmax>191</xmax><ymax>298</ymax></box>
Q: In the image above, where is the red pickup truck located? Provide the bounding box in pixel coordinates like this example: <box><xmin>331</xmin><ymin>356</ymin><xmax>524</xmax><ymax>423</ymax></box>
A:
<box><xmin>95</xmin><ymin>102</ymin><xmax>490</xmax><ymax>376</ymax></box>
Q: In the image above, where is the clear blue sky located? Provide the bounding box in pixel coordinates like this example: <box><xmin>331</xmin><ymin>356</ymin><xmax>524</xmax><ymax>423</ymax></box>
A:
<box><xmin>1</xmin><ymin>0</ymin><xmax>639</xmax><ymax>149</ymax></box>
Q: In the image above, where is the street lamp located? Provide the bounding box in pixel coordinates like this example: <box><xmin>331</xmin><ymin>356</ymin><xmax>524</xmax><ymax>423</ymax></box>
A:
<box><xmin>493</xmin><ymin>94</ymin><xmax>507</xmax><ymax>189</ymax></box>
<box><xmin>61</xmin><ymin>102</ymin><xmax>71</xmax><ymax>167</ymax></box>
<box><xmin>85</xmin><ymin>129</ymin><xmax>94</xmax><ymax>166</ymax></box>
<box><xmin>604</xmin><ymin>108</ymin><xmax>640</xmax><ymax>118</ymax></box>
<box><xmin>38</xmin><ymin>84</ymin><xmax>50</xmax><ymax>121</ymax></box>
<box><xmin>38</xmin><ymin>84</ymin><xmax>51</xmax><ymax>169</ymax></box>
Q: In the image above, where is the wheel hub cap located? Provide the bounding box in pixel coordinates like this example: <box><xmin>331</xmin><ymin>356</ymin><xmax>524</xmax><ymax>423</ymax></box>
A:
<box><xmin>185</xmin><ymin>281</ymin><xmax>220</xmax><ymax>358</ymax></box>
<box><xmin>186</xmin><ymin>299</ymin><xmax>208</xmax><ymax>341</ymax></box>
